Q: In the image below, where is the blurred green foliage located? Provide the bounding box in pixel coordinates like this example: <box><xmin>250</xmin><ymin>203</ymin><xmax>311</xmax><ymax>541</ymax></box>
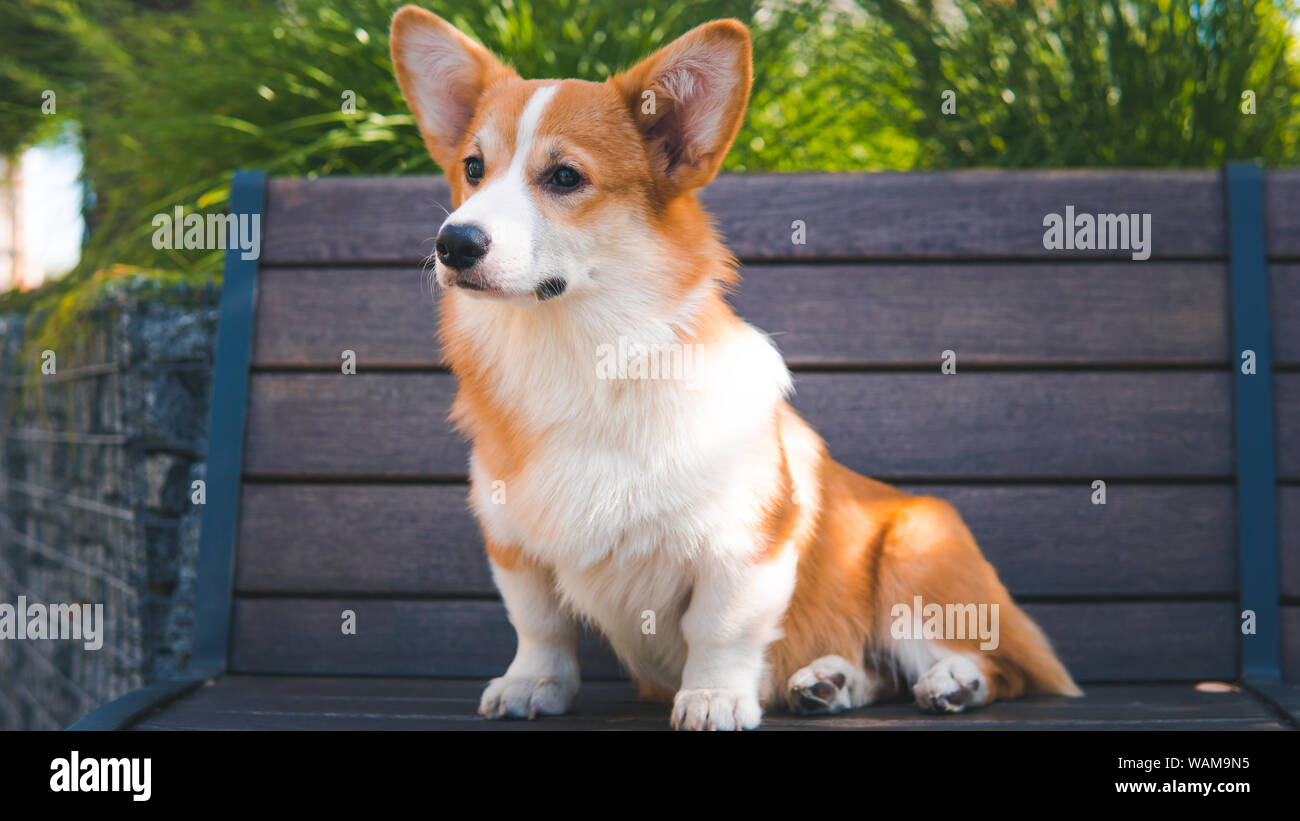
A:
<box><xmin>0</xmin><ymin>0</ymin><xmax>1297</xmax><ymax>321</ymax></box>
<box><xmin>865</xmin><ymin>0</ymin><xmax>1300</xmax><ymax>166</ymax></box>
<box><xmin>1</xmin><ymin>0</ymin><xmax>898</xmax><ymax>315</ymax></box>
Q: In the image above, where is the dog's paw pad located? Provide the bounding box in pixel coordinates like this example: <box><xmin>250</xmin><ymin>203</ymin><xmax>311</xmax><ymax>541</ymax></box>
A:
<box><xmin>912</xmin><ymin>656</ymin><xmax>987</xmax><ymax>714</ymax></box>
<box><xmin>787</xmin><ymin>655</ymin><xmax>868</xmax><ymax>715</ymax></box>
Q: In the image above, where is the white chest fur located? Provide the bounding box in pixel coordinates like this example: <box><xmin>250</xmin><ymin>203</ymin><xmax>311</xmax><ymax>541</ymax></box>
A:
<box><xmin>456</xmin><ymin>290</ymin><xmax>794</xmax><ymax>685</ymax></box>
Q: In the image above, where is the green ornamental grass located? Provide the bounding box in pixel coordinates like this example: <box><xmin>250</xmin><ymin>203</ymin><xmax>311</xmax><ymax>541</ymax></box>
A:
<box><xmin>0</xmin><ymin>0</ymin><xmax>1296</xmax><ymax>323</ymax></box>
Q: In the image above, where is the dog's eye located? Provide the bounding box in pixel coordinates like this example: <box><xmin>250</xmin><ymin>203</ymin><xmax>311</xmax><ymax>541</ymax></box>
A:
<box><xmin>464</xmin><ymin>158</ymin><xmax>484</xmax><ymax>182</ymax></box>
<box><xmin>548</xmin><ymin>166</ymin><xmax>582</xmax><ymax>191</ymax></box>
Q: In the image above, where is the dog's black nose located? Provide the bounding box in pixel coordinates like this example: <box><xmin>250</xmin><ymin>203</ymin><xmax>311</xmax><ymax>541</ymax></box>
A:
<box><xmin>435</xmin><ymin>224</ymin><xmax>490</xmax><ymax>271</ymax></box>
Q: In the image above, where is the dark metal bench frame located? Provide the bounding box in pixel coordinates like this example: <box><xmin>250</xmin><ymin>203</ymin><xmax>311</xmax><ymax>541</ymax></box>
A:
<box><xmin>70</xmin><ymin>165</ymin><xmax>1297</xmax><ymax>729</ymax></box>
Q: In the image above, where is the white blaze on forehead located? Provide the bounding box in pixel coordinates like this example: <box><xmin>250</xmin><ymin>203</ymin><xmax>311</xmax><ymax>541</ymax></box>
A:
<box><xmin>440</xmin><ymin>84</ymin><xmax>559</xmax><ymax>290</ymax></box>
<box><xmin>510</xmin><ymin>84</ymin><xmax>559</xmax><ymax>177</ymax></box>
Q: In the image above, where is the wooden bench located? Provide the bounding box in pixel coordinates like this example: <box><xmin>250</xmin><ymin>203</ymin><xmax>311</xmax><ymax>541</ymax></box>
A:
<box><xmin>73</xmin><ymin>166</ymin><xmax>1300</xmax><ymax>730</ymax></box>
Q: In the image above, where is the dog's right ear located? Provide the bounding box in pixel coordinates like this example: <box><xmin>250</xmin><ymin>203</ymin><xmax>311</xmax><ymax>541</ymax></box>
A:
<box><xmin>391</xmin><ymin>6</ymin><xmax>514</xmax><ymax>170</ymax></box>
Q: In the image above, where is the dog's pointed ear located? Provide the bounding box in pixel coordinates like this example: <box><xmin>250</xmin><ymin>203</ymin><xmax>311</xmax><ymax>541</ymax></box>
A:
<box><xmin>612</xmin><ymin>20</ymin><xmax>752</xmax><ymax>193</ymax></box>
<box><xmin>391</xmin><ymin>6</ymin><xmax>515</xmax><ymax>170</ymax></box>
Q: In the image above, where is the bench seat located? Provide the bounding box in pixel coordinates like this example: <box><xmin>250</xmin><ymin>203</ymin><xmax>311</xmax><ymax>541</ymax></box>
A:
<box><xmin>130</xmin><ymin>677</ymin><xmax>1293</xmax><ymax>731</ymax></box>
<box><xmin>71</xmin><ymin>168</ymin><xmax>1300</xmax><ymax>731</ymax></box>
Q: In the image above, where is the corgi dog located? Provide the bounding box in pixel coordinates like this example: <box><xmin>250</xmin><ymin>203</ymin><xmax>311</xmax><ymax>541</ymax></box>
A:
<box><xmin>390</xmin><ymin>6</ymin><xmax>1081</xmax><ymax>730</ymax></box>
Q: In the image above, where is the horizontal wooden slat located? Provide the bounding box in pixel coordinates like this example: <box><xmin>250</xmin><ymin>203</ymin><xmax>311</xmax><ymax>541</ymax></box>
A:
<box><xmin>228</xmin><ymin>599</ymin><xmax>1238</xmax><ymax>682</ymax></box>
<box><xmin>264</xmin><ymin>176</ymin><xmax>449</xmax><ymax>266</ymax></box>
<box><xmin>1287</xmin><ymin>607</ymin><xmax>1300</xmax><ymax>684</ymax></box>
<box><xmin>235</xmin><ymin>483</ymin><xmax>1236</xmax><ymax>598</ymax></box>
<box><xmin>1276</xmin><ymin>265</ymin><xmax>1300</xmax><ymax>364</ymax></box>
<box><xmin>1279</xmin><ymin>378</ymin><xmax>1299</xmax><ymax>479</ymax></box>
<box><xmin>230</xmin><ymin>599</ymin><xmax>627</xmax><ymax>680</ymax></box>
<box><xmin>245</xmin><ymin>372</ymin><xmax>462</xmax><ymax>476</ymax></box>
<box><xmin>252</xmin><ymin>262</ymin><xmax>1231</xmax><ymax>367</ymax></box>
<box><xmin>1283</xmin><ymin>487</ymin><xmax>1300</xmax><ymax>599</ymax></box>
<box><xmin>262</xmin><ymin>172</ymin><xmax>1227</xmax><ymax>265</ymax></box>
<box><xmin>236</xmin><ymin>484</ymin><xmax>491</xmax><ymax>594</ymax></box>
<box><xmin>1266</xmin><ymin>170</ymin><xmax>1300</xmax><ymax>258</ymax></box>
<box><xmin>254</xmin><ymin>267</ymin><xmax>441</xmax><ymax>366</ymax></box>
<box><xmin>244</xmin><ymin>371</ymin><xmax>1235</xmax><ymax>478</ymax></box>
<box><xmin>735</xmin><ymin>262</ymin><xmax>1230</xmax><ymax>365</ymax></box>
<box><xmin>131</xmin><ymin>677</ymin><xmax>1285</xmax><ymax>730</ymax></box>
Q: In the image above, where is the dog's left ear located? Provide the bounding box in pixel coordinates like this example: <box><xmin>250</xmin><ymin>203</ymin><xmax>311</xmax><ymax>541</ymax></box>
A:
<box><xmin>612</xmin><ymin>20</ymin><xmax>752</xmax><ymax>193</ymax></box>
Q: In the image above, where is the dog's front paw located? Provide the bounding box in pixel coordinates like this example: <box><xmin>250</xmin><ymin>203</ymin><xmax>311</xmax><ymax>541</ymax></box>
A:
<box><xmin>670</xmin><ymin>688</ymin><xmax>762</xmax><ymax>731</ymax></box>
<box><xmin>478</xmin><ymin>676</ymin><xmax>578</xmax><ymax>719</ymax></box>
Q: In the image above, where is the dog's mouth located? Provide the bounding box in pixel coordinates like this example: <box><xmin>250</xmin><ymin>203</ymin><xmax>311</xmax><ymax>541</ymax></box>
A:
<box><xmin>535</xmin><ymin>278</ymin><xmax>567</xmax><ymax>301</ymax></box>
<box><xmin>450</xmin><ymin>273</ymin><xmax>491</xmax><ymax>292</ymax></box>
<box><xmin>447</xmin><ymin>272</ymin><xmax>568</xmax><ymax>302</ymax></box>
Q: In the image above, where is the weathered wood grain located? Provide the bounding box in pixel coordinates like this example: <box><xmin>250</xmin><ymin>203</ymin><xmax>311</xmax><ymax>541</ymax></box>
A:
<box><xmin>261</xmin><ymin>172</ymin><xmax>1227</xmax><ymax>265</ymax></box>
<box><xmin>1266</xmin><ymin>170</ymin><xmax>1300</xmax><ymax>258</ymax></box>
<box><xmin>235</xmin><ymin>483</ymin><xmax>491</xmax><ymax>594</ymax></box>
<box><xmin>234</xmin><ymin>483</ymin><xmax>1236</xmax><ymax>598</ymax></box>
<box><xmin>1275</xmin><ymin>265</ymin><xmax>1299</xmax><ymax>362</ymax></box>
<box><xmin>229</xmin><ymin>598</ymin><xmax>627</xmax><ymax>680</ymax></box>
<box><xmin>251</xmin><ymin>262</ymin><xmax>1233</xmax><ymax>367</ymax></box>
<box><xmin>253</xmin><ymin>267</ymin><xmax>442</xmax><ymax>367</ymax></box>
<box><xmin>1279</xmin><ymin>378</ymin><xmax>1299</xmax><ymax>479</ymax></box>
<box><xmin>228</xmin><ymin>598</ymin><xmax>1239</xmax><ymax>683</ymax></box>
<box><xmin>130</xmin><ymin>677</ymin><xmax>1284</xmax><ymax>731</ymax></box>
<box><xmin>244</xmin><ymin>372</ymin><xmax>463</xmax><ymax>477</ymax></box>
<box><xmin>1282</xmin><ymin>487</ymin><xmax>1299</xmax><ymax>599</ymax></box>
<box><xmin>243</xmin><ymin>371</ymin><xmax>1236</xmax><ymax>478</ymax></box>
<box><xmin>1287</xmin><ymin>607</ymin><xmax>1300</xmax><ymax>684</ymax></box>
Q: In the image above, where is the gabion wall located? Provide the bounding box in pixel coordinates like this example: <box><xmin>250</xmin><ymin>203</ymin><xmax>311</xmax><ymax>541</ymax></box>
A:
<box><xmin>0</xmin><ymin>282</ymin><xmax>218</xmax><ymax>729</ymax></box>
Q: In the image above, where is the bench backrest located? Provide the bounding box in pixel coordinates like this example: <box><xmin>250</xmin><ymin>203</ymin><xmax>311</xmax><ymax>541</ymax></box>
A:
<box><xmin>195</xmin><ymin>169</ymin><xmax>1300</xmax><ymax>685</ymax></box>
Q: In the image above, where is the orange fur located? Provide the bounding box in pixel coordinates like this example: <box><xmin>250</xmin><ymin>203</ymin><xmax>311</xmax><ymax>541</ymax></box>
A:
<box><xmin>761</xmin><ymin>407</ymin><xmax>1081</xmax><ymax>706</ymax></box>
<box><xmin>484</xmin><ymin>540</ymin><xmax>525</xmax><ymax>572</ymax></box>
<box><xmin>391</xmin><ymin>7</ymin><xmax>1080</xmax><ymax>718</ymax></box>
